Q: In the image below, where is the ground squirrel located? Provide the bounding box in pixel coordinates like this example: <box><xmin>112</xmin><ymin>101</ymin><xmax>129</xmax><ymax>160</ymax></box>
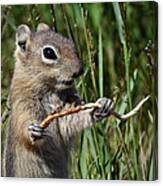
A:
<box><xmin>2</xmin><ymin>23</ymin><xmax>113</xmax><ymax>178</ymax></box>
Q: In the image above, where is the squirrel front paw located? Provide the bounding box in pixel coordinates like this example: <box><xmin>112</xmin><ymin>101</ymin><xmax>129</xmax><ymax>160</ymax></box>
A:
<box><xmin>93</xmin><ymin>97</ymin><xmax>114</xmax><ymax>121</ymax></box>
<box><xmin>28</xmin><ymin>123</ymin><xmax>45</xmax><ymax>142</ymax></box>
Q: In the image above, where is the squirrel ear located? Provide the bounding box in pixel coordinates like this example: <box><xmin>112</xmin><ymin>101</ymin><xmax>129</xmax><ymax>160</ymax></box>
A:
<box><xmin>16</xmin><ymin>24</ymin><xmax>31</xmax><ymax>52</ymax></box>
<box><xmin>37</xmin><ymin>23</ymin><xmax>50</xmax><ymax>32</ymax></box>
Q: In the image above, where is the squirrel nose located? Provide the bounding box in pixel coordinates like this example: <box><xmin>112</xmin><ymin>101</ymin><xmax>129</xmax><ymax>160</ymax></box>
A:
<box><xmin>72</xmin><ymin>64</ymin><xmax>84</xmax><ymax>78</ymax></box>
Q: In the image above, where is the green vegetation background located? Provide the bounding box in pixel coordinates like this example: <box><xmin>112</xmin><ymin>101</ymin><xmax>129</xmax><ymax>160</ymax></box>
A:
<box><xmin>1</xmin><ymin>2</ymin><xmax>158</xmax><ymax>180</ymax></box>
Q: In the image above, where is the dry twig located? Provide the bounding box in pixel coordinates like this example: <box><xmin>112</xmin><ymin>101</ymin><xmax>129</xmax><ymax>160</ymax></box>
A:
<box><xmin>111</xmin><ymin>96</ymin><xmax>150</xmax><ymax>121</ymax></box>
<box><xmin>40</xmin><ymin>96</ymin><xmax>150</xmax><ymax>129</ymax></box>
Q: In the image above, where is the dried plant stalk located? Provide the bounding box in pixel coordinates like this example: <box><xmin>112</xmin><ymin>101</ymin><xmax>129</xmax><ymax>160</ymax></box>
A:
<box><xmin>40</xmin><ymin>96</ymin><xmax>150</xmax><ymax>129</ymax></box>
<box><xmin>40</xmin><ymin>102</ymin><xmax>102</xmax><ymax>128</ymax></box>
<box><xmin>111</xmin><ymin>96</ymin><xmax>150</xmax><ymax>121</ymax></box>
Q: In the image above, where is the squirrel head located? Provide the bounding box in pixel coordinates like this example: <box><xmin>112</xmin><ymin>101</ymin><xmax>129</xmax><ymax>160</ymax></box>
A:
<box><xmin>14</xmin><ymin>23</ymin><xmax>83</xmax><ymax>90</ymax></box>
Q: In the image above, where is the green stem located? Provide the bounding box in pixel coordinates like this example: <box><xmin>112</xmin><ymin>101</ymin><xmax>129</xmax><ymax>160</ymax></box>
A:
<box><xmin>113</xmin><ymin>2</ymin><xmax>140</xmax><ymax>179</ymax></box>
<box><xmin>92</xmin><ymin>128</ymin><xmax>105</xmax><ymax>178</ymax></box>
<box><xmin>98</xmin><ymin>27</ymin><xmax>103</xmax><ymax>97</ymax></box>
<box><xmin>81</xmin><ymin>7</ymin><xmax>98</xmax><ymax>96</ymax></box>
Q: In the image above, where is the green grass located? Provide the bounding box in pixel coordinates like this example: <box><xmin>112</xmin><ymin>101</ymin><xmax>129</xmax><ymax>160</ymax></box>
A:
<box><xmin>1</xmin><ymin>2</ymin><xmax>158</xmax><ymax>180</ymax></box>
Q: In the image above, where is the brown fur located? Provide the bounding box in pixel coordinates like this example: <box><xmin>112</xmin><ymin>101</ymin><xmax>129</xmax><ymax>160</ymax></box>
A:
<box><xmin>2</xmin><ymin>24</ymin><xmax>96</xmax><ymax>178</ymax></box>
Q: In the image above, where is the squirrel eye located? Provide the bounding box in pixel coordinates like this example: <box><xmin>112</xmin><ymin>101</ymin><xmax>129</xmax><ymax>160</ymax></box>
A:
<box><xmin>43</xmin><ymin>47</ymin><xmax>57</xmax><ymax>60</ymax></box>
<box><xmin>42</xmin><ymin>45</ymin><xmax>59</xmax><ymax>64</ymax></box>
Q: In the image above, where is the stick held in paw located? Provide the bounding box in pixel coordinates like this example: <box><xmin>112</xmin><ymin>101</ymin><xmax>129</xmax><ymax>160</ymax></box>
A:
<box><xmin>40</xmin><ymin>95</ymin><xmax>150</xmax><ymax>129</ymax></box>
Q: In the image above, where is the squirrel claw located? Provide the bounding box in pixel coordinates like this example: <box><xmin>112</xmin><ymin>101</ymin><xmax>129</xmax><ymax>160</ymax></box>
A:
<box><xmin>93</xmin><ymin>97</ymin><xmax>113</xmax><ymax>121</ymax></box>
<box><xmin>28</xmin><ymin>123</ymin><xmax>45</xmax><ymax>142</ymax></box>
